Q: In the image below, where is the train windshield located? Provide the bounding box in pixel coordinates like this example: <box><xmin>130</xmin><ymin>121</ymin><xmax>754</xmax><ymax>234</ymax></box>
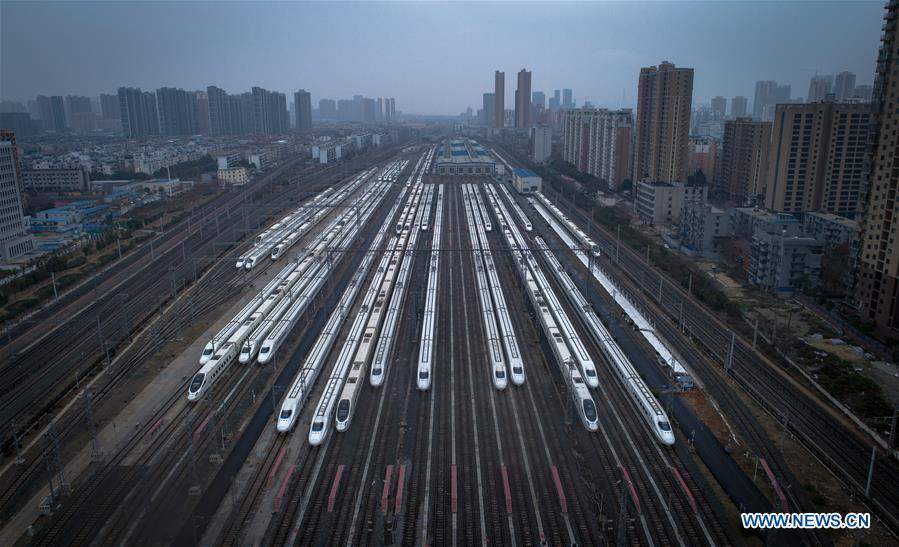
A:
<box><xmin>582</xmin><ymin>400</ymin><xmax>597</xmax><ymax>422</ymax></box>
<box><xmin>311</xmin><ymin>421</ymin><xmax>324</xmax><ymax>432</ymax></box>
<box><xmin>202</xmin><ymin>347</ymin><xmax>213</xmax><ymax>356</ymax></box>
<box><xmin>496</xmin><ymin>370</ymin><xmax>505</xmax><ymax>379</ymax></box>
<box><xmin>336</xmin><ymin>400</ymin><xmax>350</xmax><ymax>421</ymax></box>
<box><xmin>280</xmin><ymin>409</ymin><xmax>292</xmax><ymax>419</ymax></box>
<box><xmin>189</xmin><ymin>373</ymin><xmax>205</xmax><ymax>393</ymax></box>
<box><xmin>658</xmin><ymin>421</ymin><xmax>671</xmax><ymax>432</ymax></box>
<box><xmin>419</xmin><ymin>371</ymin><xmax>429</xmax><ymax>379</ymax></box>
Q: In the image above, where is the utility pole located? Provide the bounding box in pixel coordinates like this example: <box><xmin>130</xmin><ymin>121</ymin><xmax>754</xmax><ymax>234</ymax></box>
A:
<box><xmin>50</xmin><ymin>271</ymin><xmax>58</xmax><ymax>301</ymax></box>
<box><xmin>726</xmin><ymin>332</ymin><xmax>736</xmax><ymax>372</ymax></box>
<box><xmin>44</xmin><ymin>421</ymin><xmax>69</xmax><ymax>502</ymax></box>
<box><xmin>890</xmin><ymin>409</ymin><xmax>898</xmax><ymax>449</ymax></box>
<box><xmin>11</xmin><ymin>422</ymin><xmax>24</xmax><ymax>464</ymax></box>
<box><xmin>96</xmin><ymin>316</ymin><xmax>110</xmax><ymax>369</ymax></box>
<box><xmin>865</xmin><ymin>445</ymin><xmax>876</xmax><ymax>497</ymax></box>
<box><xmin>616</xmin><ymin>224</ymin><xmax>621</xmax><ymax>264</ymax></box>
<box><xmin>83</xmin><ymin>390</ymin><xmax>102</xmax><ymax>461</ymax></box>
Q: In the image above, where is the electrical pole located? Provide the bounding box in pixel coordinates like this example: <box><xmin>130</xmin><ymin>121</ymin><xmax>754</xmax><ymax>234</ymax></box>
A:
<box><xmin>865</xmin><ymin>445</ymin><xmax>876</xmax><ymax>497</ymax></box>
<box><xmin>83</xmin><ymin>390</ymin><xmax>102</xmax><ymax>461</ymax></box>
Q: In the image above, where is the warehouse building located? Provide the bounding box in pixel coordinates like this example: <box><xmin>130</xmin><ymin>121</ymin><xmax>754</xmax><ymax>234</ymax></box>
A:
<box><xmin>435</xmin><ymin>138</ymin><xmax>496</xmax><ymax>176</ymax></box>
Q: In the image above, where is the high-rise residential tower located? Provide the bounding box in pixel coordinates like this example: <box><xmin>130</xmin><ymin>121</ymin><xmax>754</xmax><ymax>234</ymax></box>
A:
<box><xmin>807</xmin><ymin>74</ymin><xmax>834</xmax><ymax>102</ymax></box>
<box><xmin>834</xmin><ymin>71</ymin><xmax>857</xmax><ymax>101</ymax></box>
<box><xmin>731</xmin><ymin>96</ymin><xmax>748</xmax><ymax>117</ymax></box>
<box><xmin>36</xmin><ymin>95</ymin><xmax>66</xmax><ymax>132</ymax></box>
<box><xmin>494</xmin><ymin>71</ymin><xmax>505</xmax><ymax>128</ymax></box>
<box><xmin>562</xmin><ymin>108</ymin><xmax>633</xmax><ymax>190</ymax></box>
<box><xmin>0</xmin><ymin>136</ymin><xmax>34</xmax><ymax>260</ymax></box>
<box><xmin>294</xmin><ymin>90</ymin><xmax>312</xmax><ymax>131</ymax></box>
<box><xmin>710</xmin><ymin>96</ymin><xmax>726</xmax><ymax>119</ymax></box>
<box><xmin>857</xmin><ymin>0</ymin><xmax>898</xmax><ymax>334</ymax></box>
<box><xmin>482</xmin><ymin>93</ymin><xmax>495</xmax><ymax>128</ymax></box>
<box><xmin>634</xmin><ymin>61</ymin><xmax>694</xmax><ymax>182</ymax></box>
<box><xmin>562</xmin><ymin>88</ymin><xmax>573</xmax><ymax>108</ymax></box>
<box><xmin>156</xmin><ymin>87</ymin><xmax>198</xmax><ymax>135</ymax></box>
<box><xmin>719</xmin><ymin>117</ymin><xmax>771</xmax><ymax>202</ymax></box>
<box><xmin>515</xmin><ymin>68</ymin><xmax>532</xmax><ymax>128</ymax></box>
<box><xmin>118</xmin><ymin>87</ymin><xmax>159</xmax><ymax>137</ymax></box>
<box><xmin>99</xmin><ymin>93</ymin><xmax>120</xmax><ymax>120</ymax></box>
<box><xmin>764</xmin><ymin>100</ymin><xmax>870</xmax><ymax>216</ymax></box>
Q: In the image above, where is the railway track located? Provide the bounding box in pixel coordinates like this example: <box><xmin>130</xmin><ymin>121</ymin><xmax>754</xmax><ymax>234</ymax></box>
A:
<box><xmin>544</xmin><ymin>184</ymin><xmax>899</xmax><ymax>534</ymax></box>
<box><xmin>5</xmin><ymin>151</ymin><xmax>406</xmax><ymax>537</ymax></box>
<box><xmin>0</xmin><ymin>161</ymin><xmax>344</xmax><ymax>525</ymax></box>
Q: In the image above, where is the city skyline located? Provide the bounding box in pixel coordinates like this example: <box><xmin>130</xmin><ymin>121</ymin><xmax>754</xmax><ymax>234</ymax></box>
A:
<box><xmin>1</xmin><ymin>1</ymin><xmax>884</xmax><ymax>115</ymax></box>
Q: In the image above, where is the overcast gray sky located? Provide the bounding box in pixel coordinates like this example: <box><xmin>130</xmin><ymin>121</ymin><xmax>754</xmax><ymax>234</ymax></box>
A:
<box><xmin>0</xmin><ymin>1</ymin><xmax>886</xmax><ymax>115</ymax></box>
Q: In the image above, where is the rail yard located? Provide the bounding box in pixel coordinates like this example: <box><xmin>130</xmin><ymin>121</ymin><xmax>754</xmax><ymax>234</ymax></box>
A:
<box><xmin>0</xmin><ymin>142</ymin><xmax>895</xmax><ymax>546</ymax></box>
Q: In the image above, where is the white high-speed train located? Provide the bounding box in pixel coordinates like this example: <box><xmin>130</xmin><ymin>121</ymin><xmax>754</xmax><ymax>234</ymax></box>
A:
<box><xmin>188</xmin><ymin>342</ymin><xmax>238</xmax><ymax>402</ymax></box>
<box><xmin>534</xmin><ymin>192</ymin><xmax>600</xmax><ymax>259</ymax></box>
<box><xmin>276</xmin><ymin>182</ymin><xmax>402</xmax><ymax>431</ymax></box>
<box><xmin>490</xmin><ymin>189</ymin><xmax>599</xmax><ymax>387</ymax></box>
<box><xmin>526</xmin><ymin>271</ymin><xmax>598</xmax><ymax>431</ymax></box>
<box><xmin>534</xmin><ymin>233</ymin><xmax>675</xmax><ymax>445</ymax></box>
<box><xmin>417</xmin><ymin>184</ymin><xmax>444</xmax><ymax>390</ymax></box>
<box><xmin>461</xmin><ymin>184</ymin><xmax>508</xmax><ymax>391</ymax></box>
<box><xmin>467</xmin><ymin>184</ymin><xmax>524</xmax><ymax>386</ymax></box>
<box><xmin>371</xmin><ymin>185</ymin><xmax>425</xmax><ymax>387</ymax></box>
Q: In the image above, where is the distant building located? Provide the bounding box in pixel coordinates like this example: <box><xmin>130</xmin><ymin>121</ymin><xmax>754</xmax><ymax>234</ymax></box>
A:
<box><xmin>753</xmin><ymin>80</ymin><xmax>790</xmax><ymax>120</ymax></box>
<box><xmin>156</xmin><ymin>87</ymin><xmax>199</xmax><ymax>136</ymax></box>
<box><xmin>0</xmin><ymin>139</ymin><xmax>35</xmax><ymax>260</ymax></box>
<box><xmin>679</xmin><ymin>200</ymin><xmax>732</xmax><ymax>258</ymax></box>
<box><xmin>710</xmin><ymin>96</ymin><xmax>726</xmax><ymax>119</ymax></box>
<box><xmin>804</xmin><ymin>211</ymin><xmax>861</xmax><ymax>291</ymax></box>
<box><xmin>634</xmin><ymin>180</ymin><xmax>706</xmax><ymax>226</ymax></box>
<box><xmin>687</xmin><ymin>136</ymin><xmax>717</xmax><ymax>182</ymax></box>
<box><xmin>482</xmin><ymin>93</ymin><xmax>495</xmax><ymax>128</ymax></box>
<box><xmin>634</xmin><ymin>61</ymin><xmax>694</xmax><ymax>183</ymax></box>
<box><xmin>0</xmin><ymin>112</ymin><xmax>38</xmax><ymax>137</ymax></box>
<box><xmin>118</xmin><ymin>87</ymin><xmax>159</xmax><ymax>137</ymax></box>
<box><xmin>494</xmin><ymin>71</ymin><xmax>505</xmax><ymax>129</ymax></box>
<box><xmin>64</xmin><ymin>96</ymin><xmax>92</xmax><ymax>128</ymax></box>
<box><xmin>764</xmin><ymin>100</ymin><xmax>869</xmax><ymax>217</ymax></box>
<box><xmin>513</xmin><ymin>167</ymin><xmax>542</xmax><ymax>193</ymax></box>
<box><xmin>807</xmin><ymin>74</ymin><xmax>834</xmax><ymax>103</ymax></box>
<box><xmin>562</xmin><ymin>88</ymin><xmax>573</xmax><ymax>109</ymax></box>
<box><xmin>514</xmin><ymin>69</ymin><xmax>532</xmax><ymax>129</ymax></box>
<box><xmin>730</xmin><ymin>96</ymin><xmax>748</xmax><ymax>118</ymax></box>
<box><xmin>834</xmin><ymin>71</ymin><xmax>857</xmax><ymax>102</ymax></box>
<box><xmin>531</xmin><ymin>91</ymin><xmax>546</xmax><ymax>109</ymax></box>
<box><xmin>851</xmin><ymin>85</ymin><xmax>873</xmax><ymax>102</ymax></box>
<box><xmin>719</xmin><ymin>117</ymin><xmax>771</xmax><ymax>202</ymax></box>
<box><xmin>531</xmin><ymin>126</ymin><xmax>551</xmax><ymax>164</ymax></box>
<box><xmin>549</xmin><ymin>90</ymin><xmax>561</xmax><ymax>111</ymax></box>
<box><xmin>216</xmin><ymin>153</ymin><xmax>242</xmax><ymax>170</ymax></box>
<box><xmin>37</xmin><ymin>95</ymin><xmax>66</xmax><ymax>132</ymax></box>
<box><xmin>22</xmin><ymin>168</ymin><xmax>88</xmax><ymax>193</ymax></box>
<box><xmin>218</xmin><ymin>167</ymin><xmax>250</xmax><ymax>186</ymax></box>
<box><xmin>318</xmin><ymin>99</ymin><xmax>336</xmax><ymax>120</ymax></box>
<box><xmin>747</xmin><ymin>212</ymin><xmax>823</xmax><ymax>292</ymax></box>
<box><xmin>312</xmin><ymin>141</ymin><xmax>342</xmax><ymax>164</ymax></box>
<box><xmin>561</xmin><ymin>108</ymin><xmax>632</xmax><ymax>190</ymax></box>
<box><xmin>294</xmin><ymin>90</ymin><xmax>312</xmax><ymax>131</ymax></box>
<box><xmin>99</xmin><ymin>93</ymin><xmax>120</xmax><ymax>120</ymax></box>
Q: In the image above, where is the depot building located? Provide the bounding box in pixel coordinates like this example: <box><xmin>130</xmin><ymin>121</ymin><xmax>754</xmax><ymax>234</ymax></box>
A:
<box><xmin>435</xmin><ymin>138</ymin><xmax>496</xmax><ymax>176</ymax></box>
